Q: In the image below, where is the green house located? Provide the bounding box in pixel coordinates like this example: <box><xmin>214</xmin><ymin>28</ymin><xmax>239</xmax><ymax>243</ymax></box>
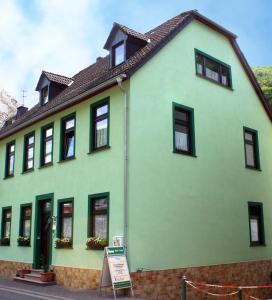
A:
<box><xmin>0</xmin><ymin>10</ymin><xmax>272</xmax><ymax>299</ymax></box>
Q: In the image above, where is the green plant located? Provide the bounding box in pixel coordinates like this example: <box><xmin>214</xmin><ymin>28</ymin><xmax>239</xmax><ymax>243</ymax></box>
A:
<box><xmin>17</xmin><ymin>236</ymin><xmax>30</xmax><ymax>246</ymax></box>
<box><xmin>55</xmin><ymin>237</ymin><xmax>72</xmax><ymax>248</ymax></box>
<box><xmin>86</xmin><ymin>237</ymin><xmax>108</xmax><ymax>250</ymax></box>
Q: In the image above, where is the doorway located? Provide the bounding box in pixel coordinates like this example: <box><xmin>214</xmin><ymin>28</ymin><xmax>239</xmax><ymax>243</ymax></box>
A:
<box><xmin>33</xmin><ymin>194</ymin><xmax>54</xmax><ymax>269</ymax></box>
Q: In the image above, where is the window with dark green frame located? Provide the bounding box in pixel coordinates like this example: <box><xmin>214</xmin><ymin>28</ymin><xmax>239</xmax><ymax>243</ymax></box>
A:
<box><xmin>88</xmin><ymin>193</ymin><xmax>109</xmax><ymax>244</ymax></box>
<box><xmin>1</xmin><ymin>207</ymin><xmax>12</xmax><ymax>246</ymax></box>
<box><xmin>195</xmin><ymin>49</ymin><xmax>232</xmax><ymax>88</ymax></box>
<box><xmin>60</xmin><ymin>114</ymin><xmax>76</xmax><ymax>161</ymax></box>
<box><xmin>19</xmin><ymin>204</ymin><xmax>32</xmax><ymax>238</ymax></box>
<box><xmin>173</xmin><ymin>103</ymin><xmax>195</xmax><ymax>156</ymax></box>
<box><xmin>40</xmin><ymin>124</ymin><xmax>53</xmax><ymax>166</ymax></box>
<box><xmin>57</xmin><ymin>200</ymin><xmax>73</xmax><ymax>242</ymax></box>
<box><xmin>243</xmin><ymin>127</ymin><xmax>260</xmax><ymax>170</ymax></box>
<box><xmin>248</xmin><ymin>202</ymin><xmax>265</xmax><ymax>246</ymax></box>
<box><xmin>5</xmin><ymin>141</ymin><xmax>15</xmax><ymax>178</ymax></box>
<box><xmin>23</xmin><ymin>132</ymin><xmax>35</xmax><ymax>172</ymax></box>
<box><xmin>90</xmin><ymin>99</ymin><xmax>110</xmax><ymax>152</ymax></box>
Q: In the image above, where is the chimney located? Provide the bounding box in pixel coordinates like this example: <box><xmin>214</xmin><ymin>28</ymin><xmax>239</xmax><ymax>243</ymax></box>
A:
<box><xmin>96</xmin><ymin>56</ymin><xmax>103</xmax><ymax>62</ymax></box>
<box><xmin>16</xmin><ymin>105</ymin><xmax>28</xmax><ymax>119</ymax></box>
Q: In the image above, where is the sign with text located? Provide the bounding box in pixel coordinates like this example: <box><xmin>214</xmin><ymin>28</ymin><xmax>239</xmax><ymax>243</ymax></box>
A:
<box><xmin>100</xmin><ymin>247</ymin><xmax>133</xmax><ymax>299</ymax></box>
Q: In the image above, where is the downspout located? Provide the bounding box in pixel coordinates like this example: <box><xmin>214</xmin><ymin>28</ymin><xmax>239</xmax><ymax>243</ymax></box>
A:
<box><xmin>116</xmin><ymin>74</ymin><xmax>129</xmax><ymax>255</ymax></box>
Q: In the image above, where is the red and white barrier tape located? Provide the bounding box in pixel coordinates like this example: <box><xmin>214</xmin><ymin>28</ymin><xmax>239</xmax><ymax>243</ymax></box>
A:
<box><xmin>186</xmin><ymin>281</ymin><xmax>240</xmax><ymax>297</ymax></box>
<box><xmin>186</xmin><ymin>280</ymin><xmax>272</xmax><ymax>290</ymax></box>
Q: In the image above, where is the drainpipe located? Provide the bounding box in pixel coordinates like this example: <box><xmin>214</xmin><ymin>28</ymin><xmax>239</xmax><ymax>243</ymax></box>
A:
<box><xmin>116</xmin><ymin>74</ymin><xmax>128</xmax><ymax>255</ymax></box>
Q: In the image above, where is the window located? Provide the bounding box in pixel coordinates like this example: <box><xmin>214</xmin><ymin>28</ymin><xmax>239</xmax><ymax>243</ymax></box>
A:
<box><xmin>19</xmin><ymin>204</ymin><xmax>32</xmax><ymax>238</ymax></box>
<box><xmin>112</xmin><ymin>42</ymin><xmax>125</xmax><ymax>66</ymax></box>
<box><xmin>60</xmin><ymin>114</ymin><xmax>76</xmax><ymax>161</ymax></box>
<box><xmin>1</xmin><ymin>207</ymin><xmax>12</xmax><ymax>245</ymax></box>
<box><xmin>248</xmin><ymin>202</ymin><xmax>265</xmax><ymax>246</ymax></box>
<box><xmin>195</xmin><ymin>49</ymin><xmax>232</xmax><ymax>88</ymax></box>
<box><xmin>90</xmin><ymin>99</ymin><xmax>110</xmax><ymax>151</ymax></box>
<box><xmin>243</xmin><ymin>127</ymin><xmax>260</xmax><ymax>170</ymax></box>
<box><xmin>173</xmin><ymin>103</ymin><xmax>195</xmax><ymax>156</ymax></box>
<box><xmin>23</xmin><ymin>132</ymin><xmax>35</xmax><ymax>172</ymax></box>
<box><xmin>88</xmin><ymin>193</ymin><xmax>109</xmax><ymax>243</ymax></box>
<box><xmin>57</xmin><ymin>200</ymin><xmax>73</xmax><ymax>241</ymax></box>
<box><xmin>41</xmin><ymin>86</ymin><xmax>49</xmax><ymax>105</ymax></box>
<box><xmin>5</xmin><ymin>141</ymin><xmax>15</xmax><ymax>177</ymax></box>
<box><xmin>40</xmin><ymin>124</ymin><xmax>53</xmax><ymax>166</ymax></box>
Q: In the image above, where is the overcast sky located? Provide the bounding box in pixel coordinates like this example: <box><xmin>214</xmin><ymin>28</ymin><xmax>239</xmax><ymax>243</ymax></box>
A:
<box><xmin>0</xmin><ymin>0</ymin><xmax>271</xmax><ymax>108</ymax></box>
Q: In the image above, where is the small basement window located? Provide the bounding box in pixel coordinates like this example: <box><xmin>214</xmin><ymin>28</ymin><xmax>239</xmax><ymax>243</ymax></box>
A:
<box><xmin>195</xmin><ymin>49</ymin><xmax>232</xmax><ymax>88</ymax></box>
<box><xmin>112</xmin><ymin>42</ymin><xmax>125</xmax><ymax>67</ymax></box>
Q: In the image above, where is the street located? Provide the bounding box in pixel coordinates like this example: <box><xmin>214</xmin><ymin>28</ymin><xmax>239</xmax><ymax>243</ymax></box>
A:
<box><xmin>0</xmin><ymin>278</ymin><xmax>143</xmax><ymax>300</ymax></box>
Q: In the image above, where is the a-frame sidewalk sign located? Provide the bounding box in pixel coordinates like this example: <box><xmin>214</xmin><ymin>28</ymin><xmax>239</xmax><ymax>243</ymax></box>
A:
<box><xmin>99</xmin><ymin>246</ymin><xmax>134</xmax><ymax>299</ymax></box>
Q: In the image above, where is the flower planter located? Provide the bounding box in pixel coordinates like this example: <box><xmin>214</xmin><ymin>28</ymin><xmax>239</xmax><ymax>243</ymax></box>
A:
<box><xmin>18</xmin><ymin>269</ymin><xmax>31</xmax><ymax>278</ymax></box>
<box><xmin>55</xmin><ymin>238</ymin><xmax>72</xmax><ymax>249</ymax></box>
<box><xmin>41</xmin><ymin>272</ymin><xmax>55</xmax><ymax>282</ymax></box>
<box><xmin>86</xmin><ymin>237</ymin><xmax>108</xmax><ymax>250</ymax></box>
<box><xmin>55</xmin><ymin>244</ymin><xmax>72</xmax><ymax>249</ymax></box>
<box><xmin>0</xmin><ymin>238</ymin><xmax>10</xmax><ymax>246</ymax></box>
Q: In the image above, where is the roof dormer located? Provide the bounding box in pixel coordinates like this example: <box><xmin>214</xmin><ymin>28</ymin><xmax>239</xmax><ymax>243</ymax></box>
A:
<box><xmin>104</xmin><ymin>23</ymin><xmax>148</xmax><ymax>69</ymax></box>
<box><xmin>35</xmin><ymin>71</ymin><xmax>73</xmax><ymax>106</ymax></box>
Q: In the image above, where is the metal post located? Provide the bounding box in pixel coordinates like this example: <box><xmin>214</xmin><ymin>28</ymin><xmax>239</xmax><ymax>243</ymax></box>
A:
<box><xmin>238</xmin><ymin>289</ymin><xmax>243</xmax><ymax>300</ymax></box>
<box><xmin>182</xmin><ymin>275</ymin><xmax>187</xmax><ymax>300</ymax></box>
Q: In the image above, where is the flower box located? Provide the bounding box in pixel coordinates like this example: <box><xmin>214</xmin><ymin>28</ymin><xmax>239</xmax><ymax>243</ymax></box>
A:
<box><xmin>0</xmin><ymin>237</ymin><xmax>10</xmax><ymax>246</ymax></box>
<box><xmin>17</xmin><ymin>236</ymin><xmax>30</xmax><ymax>247</ymax></box>
<box><xmin>86</xmin><ymin>237</ymin><xmax>108</xmax><ymax>250</ymax></box>
<box><xmin>55</xmin><ymin>237</ymin><xmax>72</xmax><ymax>249</ymax></box>
<box><xmin>41</xmin><ymin>272</ymin><xmax>55</xmax><ymax>282</ymax></box>
<box><xmin>17</xmin><ymin>269</ymin><xmax>31</xmax><ymax>278</ymax></box>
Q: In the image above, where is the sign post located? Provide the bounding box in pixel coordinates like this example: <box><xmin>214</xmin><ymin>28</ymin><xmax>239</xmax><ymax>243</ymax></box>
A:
<box><xmin>100</xmin><ymin>247</ymin><xmax>134</xmax><ymax>299</ymax></box>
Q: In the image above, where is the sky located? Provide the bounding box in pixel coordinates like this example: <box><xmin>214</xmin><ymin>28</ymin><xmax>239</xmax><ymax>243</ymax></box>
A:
<box><xmin>0</xmin><ymin>0</ymin><xmax>271</xmax><ymax>108</ymax></box>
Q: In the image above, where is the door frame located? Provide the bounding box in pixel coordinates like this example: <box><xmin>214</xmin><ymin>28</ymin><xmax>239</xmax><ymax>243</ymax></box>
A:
<box><xmin>33</xmin><ymin>193</ymin><xmax>54</xmax><ymax>269</ymax></box>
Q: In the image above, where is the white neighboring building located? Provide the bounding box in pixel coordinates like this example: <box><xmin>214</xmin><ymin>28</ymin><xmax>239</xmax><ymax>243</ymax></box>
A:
<box><xmin>0</xmin><ymin>89</ymin><xmax>18</xmax><ymax>128</ymax></box>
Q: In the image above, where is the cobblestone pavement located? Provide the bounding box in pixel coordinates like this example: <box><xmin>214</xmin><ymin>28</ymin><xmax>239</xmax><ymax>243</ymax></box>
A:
<box><xmin>0</xmin><ymin>278</ymin><xmax>145</xmax><ymax>300</ymax></box>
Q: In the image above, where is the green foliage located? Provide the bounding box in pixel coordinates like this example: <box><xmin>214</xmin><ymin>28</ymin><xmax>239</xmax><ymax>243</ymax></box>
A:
<box><xmin>252</xmin><ymin>66</ymin><xmax>272</xmax><ymax>108</ymax></box>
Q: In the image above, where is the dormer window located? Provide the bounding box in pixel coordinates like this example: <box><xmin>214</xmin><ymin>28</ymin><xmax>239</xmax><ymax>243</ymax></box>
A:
<box><xmin>112</xmin><ymin>42</ymin><xmax>125</xmax><ymax>67</ymax></box>
<box><xmin>41</xmin><ymin>86</ymin><xmax>49</xmax><ymax>105</ymax></box>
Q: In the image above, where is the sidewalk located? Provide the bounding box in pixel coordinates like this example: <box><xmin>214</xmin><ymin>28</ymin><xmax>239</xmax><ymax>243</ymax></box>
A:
<box><xmin>0</xmin><ymin>278</ymin><xmax>145</xmax><ymax>300</ymax></box>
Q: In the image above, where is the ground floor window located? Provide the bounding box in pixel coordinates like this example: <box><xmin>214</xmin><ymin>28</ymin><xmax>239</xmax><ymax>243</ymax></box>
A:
<box><xmin>18</xmin><ymin>204</ymin><xmax>32</xmax><ymax>246</ymax></box>
<box><xmin>88</xmin><ymin>193</ymin><xmax>109</xmax><ymax>245</ymax></box>
<box><xmin>56</xmin><ymin>199</ymin><xmax>73</xmax><ymax>248</ymax></box>
<box><xmin>248</xmin><ymin>202</ymin><xmax>265</xmax><ymax>246</ymax></box>
<box><xmin>1</xmin><ymin>207</ymin><xmax>12</xmax><ymax>246</ymax></box>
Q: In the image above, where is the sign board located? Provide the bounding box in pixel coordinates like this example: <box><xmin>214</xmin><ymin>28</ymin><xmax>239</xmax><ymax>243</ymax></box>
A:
<box><xmin>100</xmin><ymin>247</ymin><xmax>133</xmax><ymax>299</ymax></box>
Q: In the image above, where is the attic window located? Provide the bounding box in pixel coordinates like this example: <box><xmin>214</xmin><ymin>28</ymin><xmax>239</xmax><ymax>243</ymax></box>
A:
<box><xmin>112</xmin><ymin>42</ymin><xmax>125</xmax><ymax>67</ymax></box>
<box><xmin>41</xmin><ymin>86</ymin><xmax>49</xmax><ymax>104</ymax></box>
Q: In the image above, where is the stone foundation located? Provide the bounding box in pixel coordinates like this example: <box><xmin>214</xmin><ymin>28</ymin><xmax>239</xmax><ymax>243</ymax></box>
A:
<box><xmin>1</xmin><ymin>259</ymin><xmax>272</xmax><ymax>299</ymax></box>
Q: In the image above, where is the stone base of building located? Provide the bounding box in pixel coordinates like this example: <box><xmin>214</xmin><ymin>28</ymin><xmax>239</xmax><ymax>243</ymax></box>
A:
<box><xmin>1</xmin><ymin>259</ymin><xmax>272</xmax><ymax>299</ymax></box>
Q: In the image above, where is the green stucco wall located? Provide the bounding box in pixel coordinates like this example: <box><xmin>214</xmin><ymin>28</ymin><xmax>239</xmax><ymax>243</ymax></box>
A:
<box><xmin>0</xmin><ymin>85</ymin><xmax>126</xmax><ymax>269</ymax></box>
<box><xmin>0</xmin><ymin>19</ymin><xmax>272</xmax><ymax>274</ymax></box>
<box><xmin>128</xmin><ymin>20</ymin><xmax>272</xmax><ymax>271</ymax></box>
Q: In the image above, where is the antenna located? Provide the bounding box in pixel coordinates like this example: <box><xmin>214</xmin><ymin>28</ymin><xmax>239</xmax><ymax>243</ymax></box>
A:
<box><xmin>21</xmin><ymin>89</ymin><xmax>27</xmax><ymax>106</ymax></box>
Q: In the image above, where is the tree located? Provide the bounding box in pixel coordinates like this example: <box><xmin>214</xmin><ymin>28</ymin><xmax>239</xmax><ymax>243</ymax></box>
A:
<box><xmin>252</xmin><ymin>67</ymin><xmax>272</xmax><ymax>109</ymax></box>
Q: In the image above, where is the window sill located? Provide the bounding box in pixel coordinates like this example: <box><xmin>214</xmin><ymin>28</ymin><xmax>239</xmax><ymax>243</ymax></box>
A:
<box><xmin>58</xmin><ymin>156</ymin><xmax>76</xmax><ymax>164</ymax></box>
<box><xmin>3</xmin><ymin>175</ymin><xmax>14</xmax><ymax>180</ymax></box>
<box><xmin>88</xmin><ymin>145</ymin><xmax>111</xmax><ymax>154</ymax></box>
<box><xmin>250</xmin><ymin>243</ymin><xmax>266</xmax><ymax>247</ymax></box>
<box><xmin>173</xmin><ymin>150</ymin><xmax>197</xmax><ymax>158</ymax></box>
<box><xmin>196</xmin><ymin>73</ymin><xmax>234</xmax><ymax>91</ymax></box>
<box><xmin>55</xmin><ymin>246</ymin><xmax>73</xmax><ymax>249</ymax></box>
<box><xmin>245</xmin><ymin>166</ymin><xmax>262</xmax><ymax>172</ymax></box>
<box><xmin>18</xmin><ymin>244</ymin><xmax>31</xmax><ymax>247</ymax></box>
<box><xmin>39</xmin><ymin>163</ymin><xmax>53</xmax><ymax>169</ymax></box>
<box><xmin>0</xmin><ymin>244</ymin><xmax>10</xmax><ymax>246</ymax></box>
<box><xmin>21</xmin><ymin>169</ymin><xmax>34</xmax><ymax>175</ymax></box>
